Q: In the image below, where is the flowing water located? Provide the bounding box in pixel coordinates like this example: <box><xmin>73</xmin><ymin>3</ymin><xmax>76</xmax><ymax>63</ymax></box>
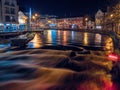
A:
<box><xmin>0</xmin><ymin>30</ymin><xmax>119</xmax><ymax>90</ymax></box>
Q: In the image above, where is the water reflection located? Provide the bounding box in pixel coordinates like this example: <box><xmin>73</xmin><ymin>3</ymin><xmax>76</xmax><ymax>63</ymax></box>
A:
<box><xmin>28</xmin><ymin>33</ymin><xmax>43</xmax><ymax>48</ymax></box>
<box><xmin>0</xmin><ymin>44</ymin><xmax>10</xmax><ymax>49</ymax></box>
<box><xmin>47</xmin><ymin>30</ymin><xmax>52</xmax><ymax>44</ymax></box>
<box><xmin>63</xmin><ymin>31</ymin><xmax>67</xmax><ymax>45</ymax></box>
<box><xmin>95</xmin><ymin>34</ymin><xmax>102</xmax><ymax>45</ymax></box>
<box><xmin>46</xmin><ymin>30</ymin><xmax>57</xmax><ymax>45</ymax></box>
<box><xmin>83</xmin><ymin>33</ymin><xmax>89</xmax><ymax>45</ymax></box>
<box><xmin>26</xmin><ymin>30</ymin><xmax>114</xmax><ymax>50</ymax></box>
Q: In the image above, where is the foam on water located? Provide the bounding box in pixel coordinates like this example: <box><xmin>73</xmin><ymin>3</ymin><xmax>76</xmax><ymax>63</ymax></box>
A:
<box><xmin>0</xmin><ymin>48</ymin><xmax>119</xmax><ymax>90</ymax></box>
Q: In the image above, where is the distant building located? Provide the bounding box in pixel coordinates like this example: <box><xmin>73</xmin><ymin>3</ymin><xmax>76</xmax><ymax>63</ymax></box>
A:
<box><xmin>18</xmin><ymin>11</ymin><xmax>28</xmax><ymax>30</ymax></box>
<box><xmin>87</xmin><ymin>20</ymin><xmax>95</xmax><ymax>29</ymax></box>
<box><xmin>95</xmin><ymin>9</ymin><xmax>105</xmax><ymax>29</ymax></box>
<box><xmin>0</xmin><ymin>0</ymin><xmax>19</xmax><ymax>32</ymax></box>
<box><xmin>56</xmin><ymin>17</ymin><xmax>84</xmax><ymax>29</ymax></box>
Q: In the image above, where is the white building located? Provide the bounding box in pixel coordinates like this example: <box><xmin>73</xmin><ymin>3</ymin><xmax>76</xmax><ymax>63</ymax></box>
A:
<box><xmin>18</xmin><ymin>11</ymin><xmax>28</xmax><ymax>30</ymax></box>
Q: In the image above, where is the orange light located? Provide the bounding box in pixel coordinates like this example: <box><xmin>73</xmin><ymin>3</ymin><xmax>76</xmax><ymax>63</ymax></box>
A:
<box><xmin>107</xmin><ymin>54</ymin><xmax>119</xmax><ymax>62</ymax></box>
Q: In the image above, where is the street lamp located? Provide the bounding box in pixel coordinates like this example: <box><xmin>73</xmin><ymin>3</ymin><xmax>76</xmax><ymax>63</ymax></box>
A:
<box><xmin>35</xmin><ymin>13</ymin><xmax>38</xmax><ymax>17</ymax></box>
<box><xmin>85</xmin><ymin>17</ymin><xmax>89</xmax><ymax>29</ymax></box>
<box><xmin>32</xmin><ymin>13</ymin><xmax>39</xmax><ymax>30</ymax></box>
<box><xmin>110</xmin><ymin>13</ymin><xmax>114</xmax><ymax>31</ymax></box>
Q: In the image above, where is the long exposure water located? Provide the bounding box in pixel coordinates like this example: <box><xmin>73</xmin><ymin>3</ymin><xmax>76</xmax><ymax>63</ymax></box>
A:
<box><xmin>0</xmin><ymin>30</ymin><xmax>119</xmax><ymax>90</ymax></box>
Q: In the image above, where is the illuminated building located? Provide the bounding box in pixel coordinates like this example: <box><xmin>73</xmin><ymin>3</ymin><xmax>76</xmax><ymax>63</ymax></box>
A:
<box><xmin>0</xmin><ymin>0</ymin><xmax>19</xmax><ymax>32</ymax></box>
<box><xmin>56</xmin><ymin>17</ymin><xmax>84</xmax><ymax>29</ymax></box>
<box><xmin>18</xmin><ymin>11</ymin><xmax>28</xmax><ymax>30</ymax></box>
<box><xmin>95</xmin><ymin>10</ymin><xmax>105</xmax><ymax>29</ymax></box>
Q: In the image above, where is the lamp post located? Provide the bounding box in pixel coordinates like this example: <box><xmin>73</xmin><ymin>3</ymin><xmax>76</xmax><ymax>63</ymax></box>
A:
<box><xmin>85</xmin><ymin>17</ymin><xmax>89</xmax><ymax>29</ymax></box>
<box><xmin>32</xmin><ymin>13</ymin><xmax>39</xmax><ymax>30</ymax></box>
<box><xmin>110</xmin><ymin>13</ymin><xmax>114</xmax><ymax>31</ymax></box>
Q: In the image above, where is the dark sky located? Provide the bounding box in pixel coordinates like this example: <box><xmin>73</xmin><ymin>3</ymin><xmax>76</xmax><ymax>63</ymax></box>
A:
<box><xmin>17</xmin><ymin>0</ymin><xmax>109</xmax><ymax>18</ymax></box>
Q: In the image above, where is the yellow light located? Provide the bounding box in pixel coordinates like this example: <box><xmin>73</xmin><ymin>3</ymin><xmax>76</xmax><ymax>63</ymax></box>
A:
<box><xmin>110</xmin><ymin>14</ymin><xmax>114</xmax><ymax>18</ymax></box>
<box><xmin>48</xmin><ymin>20</ymin><xmax>52</xmax><ymax>23</ymax></box>
<box><xmin>85</xmin><ymin>18</ymin><xmax>88</xmax><ymax>21</ymax></box>
<box><xmin>32</xmin><ymin>16</ymin><xmax>36</xmax><ymax>20</ymax></box>
<box><xmin>35</xmin><ymin>13</ymin><xmax>38</xmax><ymax>17</ymax></box>
<box><xmin>83</xmin><ymin>33</ymin><xmax>88</xmax><ymax>45</ymax></box>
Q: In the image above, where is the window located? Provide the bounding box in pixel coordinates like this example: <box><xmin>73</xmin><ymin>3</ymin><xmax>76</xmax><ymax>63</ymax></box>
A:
<box><xmin>10</xmin><ymin>0</ymin><xmax>15</xmax><ymax>6</ymax></box>
<box><xmin>11</xmin><ymin>8</ymin><xmax>15</xmax><ymax>14</ymax></box>
<box><xmin>12</xmin><ymin>16</ymin><xmax>16</xmax><ymax>22</ymax></box>
<box><xmin>5</xmin><ymin>7</ymin><xmax>10</xmax><ymax>14</ymax></box>
<box><xmin>5</xmin><ymin>16</ymin><xmax>10</xmax><ymax>22</ymax></box>
<box><xmin>5</xmin><ymin>0</ymin><xmax>9</xmax><ymax>5</ymax></box>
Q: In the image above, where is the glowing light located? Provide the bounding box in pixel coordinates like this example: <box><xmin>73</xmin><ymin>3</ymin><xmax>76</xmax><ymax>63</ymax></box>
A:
<box><xmin>29</xmin><ymin>33</ymin><xmax>43</xmax><ymax>48</ymax></box>
<box><xmin>83</xmin><ymin>33</ymin><xmax>89</xmax><ymax>45</ymax></box>
<box><xmin>32</xmin><ymin>16</ymin><xmax>36</xmax><ymax>20</ymax></box>
<box><xmin>29</xmin><ymin>8</ymin><xmax>32</xmax><ymax>19</ymax></box>
<box><xmin>0</xmin><ymin>23</ymin><xmax>4</xmax><ymax>25</ymax></box>
<box><xmin>35</xmin><ymin>13</ymin><xmax>38</xmax><ymax>17</ymax></box>
<box><xmin>110</xmin><ymin>14</ymin><xmax>114</xmax><ymax>18</ymax></box>
<box><xmin>107</xmin><ymin>54</ymin><xmax>119</xmax><ymax>62</ymax></box>
<box><xmin>47</xmin><ymin>30</ymin><xmax>52</xmax><ymax>43</ymax></box>
<box><xmin>63</xmin><ymin>31</ymin><xmax>67</xmax><ymax>45</ymax></box>
<box><xmin>95</xmin><ymin>34</ymin><xmax>102</xmax><ymax>44</ymax></box>
<box><xmin>85</xmin><ymin>17</ymin><xmax>88</xmax><ymax>21</ymax></box>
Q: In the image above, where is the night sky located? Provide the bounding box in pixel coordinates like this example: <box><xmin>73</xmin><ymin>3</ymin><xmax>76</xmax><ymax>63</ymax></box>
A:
<box><xmin>17</xmin><ymin>0</ymin><xmax>110</xmax><ymax>18</ymax></box>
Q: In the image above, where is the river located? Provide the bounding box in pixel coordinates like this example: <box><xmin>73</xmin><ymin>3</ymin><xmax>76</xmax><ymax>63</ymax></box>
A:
<box><xmin>0</xmin><ymin>30</ymin><xmax>119</xmax><ymax>90</ymax></box>
<box><xmin>27</xmin><ymin>30</ymin><xmax>107</xmax><ymax>49</ymax></box>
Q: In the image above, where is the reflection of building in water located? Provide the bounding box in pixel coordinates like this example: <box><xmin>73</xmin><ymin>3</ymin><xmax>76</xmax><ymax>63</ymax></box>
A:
<box><xmin>57</xmin><ymin>30</ymin><xmax>61</xmax><ymax>39</ymax></box>
<box><xmin>95</xmin><ymin>34</ymin><xmax>102</xmax><ymax>44</ymax></box>
<box><xmin>71</xmin><ymin>31</ymin><xmax>75</xmax><ymax>41</ymax></box>
<box><xmin>46</xmin><ymin>30</ymin><xmax>57</xmax><ymax>45</ymax></box>
<box><xmin>83</xmin><ymin>33</ymin><xmax>89</xmax><ymax>45</ymax></box>
<box><xmin>28</xmin><ymin>33</ymin><xmax>43</xmax><ymax>48</ymax></box>
<box><xmin>47</xmin><ymin>30</ymin><xmax>52</xmax><ymax>43</ymax></box>
<box><xmin>104</xmin><ymin>37</ymin><xmax>114</xmax><ymax>54</ymax></box>
<box><xmin>63</xmin><ymin>31</ymin><xmax>67</xmax><ymax>45</ymax></box>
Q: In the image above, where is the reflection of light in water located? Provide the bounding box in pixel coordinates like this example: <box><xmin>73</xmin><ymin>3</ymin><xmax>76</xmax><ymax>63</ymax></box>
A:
<box><xmin>83</xmin><ymin>33</ymin><xmax>88</xmax><ymax>45</ymax></box>
<box><xmin>28</xmin><ymin>33</ymin><xmax>43</xmax><ymax>48</ymax></box>
<box><xmin>57</xmin><ymin>30</ymin><xmax>61</xmax><ymax>45</ymax></box>
<box><xmin>63</xmin><ymin>31</ymin><xmax>67</xmax><ymax>45</ymax></box>
<box><xmin>47</xmin><ymin>30</ymin><xmax>52</xmax><ymax>43</ymax></box>
<box><xmin>0</xmin><ymin>44</ymin><xmax>10</xmax><ymax>48</ymax></box>
<box><xmin>72</xmin><ymin>31</ymin><xmax>75</xmax><ymax>40</ymax></box>
<box><xmin>95</xmin><ymin>34</ymin><xmax>102</xmax><ymax>44</ymax></box>
<box><xmin>104</xmin><ymin>37</ymin><xmax>114</xmax><ymax>54</ymax></box>
<box><xmin>57</xmin><ymin>30</ymin><xmax>61</xmax><ymax>39</ymax></box>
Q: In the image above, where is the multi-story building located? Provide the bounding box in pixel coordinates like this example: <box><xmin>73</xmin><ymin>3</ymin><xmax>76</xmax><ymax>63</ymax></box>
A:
<box><xmin>0</xmin><ymin>0</ymin><xmax>19</xmax><ymax>31</ymax></box>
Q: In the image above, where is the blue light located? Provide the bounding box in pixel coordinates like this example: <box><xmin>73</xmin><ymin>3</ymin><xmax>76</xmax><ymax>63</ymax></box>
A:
<box><xmin>29</xmin><ymin>8</ymin><xmax>32</xmax><ymax>19</ymax></box>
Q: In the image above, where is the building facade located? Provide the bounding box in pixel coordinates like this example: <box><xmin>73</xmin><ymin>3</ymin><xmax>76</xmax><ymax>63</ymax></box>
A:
<box><xmin>95</xmin><ymin>10</ymin><xmax>105</xmax><ymax>30</ymax></box>
<box><xmin>0</xmin><ymin>0</ymin><xmax>19</xmax><ymax>31</ymax></box>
